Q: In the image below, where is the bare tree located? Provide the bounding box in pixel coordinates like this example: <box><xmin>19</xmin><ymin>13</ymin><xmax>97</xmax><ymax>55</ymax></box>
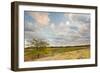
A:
<box><xmin>31</xmin><ymin>38</ymin><xmax>49</xmax><ymax>59</ymax></box>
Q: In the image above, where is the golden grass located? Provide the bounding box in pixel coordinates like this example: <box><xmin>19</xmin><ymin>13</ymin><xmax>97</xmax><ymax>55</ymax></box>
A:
<box><xmin>35</xmin><ymin>48</ymin><xmax>90</xmax><ymax>61</ymax></box>
<box><xmin>24</xmin><ymin>45</ymin><xmax>90</xmax><ymax>61</ymax></box>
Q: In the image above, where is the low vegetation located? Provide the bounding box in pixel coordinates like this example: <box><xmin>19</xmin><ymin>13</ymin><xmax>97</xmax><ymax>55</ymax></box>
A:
<box><xmin>24</xmin><ymin>45</ymin><xmax>90</xmax><ymax>61</ymax></box>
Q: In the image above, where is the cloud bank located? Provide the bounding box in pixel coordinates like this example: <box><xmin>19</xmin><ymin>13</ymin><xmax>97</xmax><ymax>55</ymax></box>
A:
<box><xmin>24</xmin><ymin>11</ymin><xmax>90</xmax><ymax>47</ymax></box>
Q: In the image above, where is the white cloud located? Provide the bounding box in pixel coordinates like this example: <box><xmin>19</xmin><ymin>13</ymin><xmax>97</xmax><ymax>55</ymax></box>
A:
<box><xmin>24</xmin><ymin>12</ymin><xmax>90</xmax><ymax>46</ymax></box>
<box><xmin>24</xmin><ymin>22</ymin><xmax>36</xmax><ymax>32</ymax></box>
<box><xmin>64</xmin><ymin>13</ymin><xmax>90</xmax><ymax>24</ymax></box>
<box><xmin>66</xmin><ymin>21</ymin><xmax>70</xmax><ymax>26</ymax></box>
<box><xmin>28</xmin><ymin>12</ymin><xmax>50</xmax><ymax>26</ymax></box>
<box><xmin>50</xmin><ymin>22</ymin><xmax>68</xmax><ymax>36</ymax></box>
<box><xmin>50</xmin><ymin>23</ymin><xmax>55</xmax><ymax>29</ymax></box>
<box><xmin>24</xmin><ymin>40</ymin><xmax>31</xmax><ymax>48</ymax></box>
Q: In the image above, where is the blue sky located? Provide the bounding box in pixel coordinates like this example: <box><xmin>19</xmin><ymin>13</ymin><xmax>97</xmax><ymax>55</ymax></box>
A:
<box><xmin>24</xmin><ymin>11</ymin><xmax>90</xmax><ymax>47</ymax></box>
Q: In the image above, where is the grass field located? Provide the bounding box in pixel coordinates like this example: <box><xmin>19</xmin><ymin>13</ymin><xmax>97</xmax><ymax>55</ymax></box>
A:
<box><xmin>24</xmin><ymin>45</ymin><xmax>90</xmax><ymax>61</ymax></box>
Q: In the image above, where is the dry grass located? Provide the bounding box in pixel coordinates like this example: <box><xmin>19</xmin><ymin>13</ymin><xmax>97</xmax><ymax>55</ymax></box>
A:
<box><xmin>35</xmin><ymin>48</ymin><xmax>90</xmax><ymax>61</ymax></box>
<box><xmin>24</xmin><ymin>45</ymin><xmax>90</xmax><ymax>61</ymax></box>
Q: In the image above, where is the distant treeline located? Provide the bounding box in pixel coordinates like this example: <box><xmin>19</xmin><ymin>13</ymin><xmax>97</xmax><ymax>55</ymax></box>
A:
<box><xmin>25</xmin><ymin>45</ymin><xmax>90</xmax><ymax>49</ymax></box>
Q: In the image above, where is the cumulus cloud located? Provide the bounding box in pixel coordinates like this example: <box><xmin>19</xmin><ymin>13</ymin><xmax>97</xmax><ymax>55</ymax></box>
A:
<box><xmin>24</xmin><ymin>22</ymin><xmax>36</xmax><ymax>32</ymax></box>
<box><xmin>64</xmin><ymin>13</ymin><xmax>90</xmax><ymax>24</ymax></box>
<box><xmin>24</xmin><ymin>12</ymin><xmax>90</xmax><ymax>46</ymax></box>
<box><xmin>64</xmin><ymin>13</ymin><xmax>90</xmax><ymax>36</ymax></box>
<box><xmin>24</xmin><ymin>39</ymin><xmax>31</xmax><ymax>47</ymax></box>
<box><xmin>28</xmin><ymin>12</ymin><xmax>50</xmax><ymax>26</ymax></box>
<box><xmin>50</xmin><ymin>22</ymin><xmax>68</xmax><ymax>36</ymax></box>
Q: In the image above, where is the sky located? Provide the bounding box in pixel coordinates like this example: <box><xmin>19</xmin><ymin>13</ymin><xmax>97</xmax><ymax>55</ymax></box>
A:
<box><xmin>24</xmin><ymin>11</ymin><xmax>90</xmax><ymax>47</ymax></box>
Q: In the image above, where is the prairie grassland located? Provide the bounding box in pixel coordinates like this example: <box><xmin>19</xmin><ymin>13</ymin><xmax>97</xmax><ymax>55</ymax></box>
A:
<box><xmin>24</xmin><ymin>45</ymin><xmax>90</xmax><ymax>61</ymax></box>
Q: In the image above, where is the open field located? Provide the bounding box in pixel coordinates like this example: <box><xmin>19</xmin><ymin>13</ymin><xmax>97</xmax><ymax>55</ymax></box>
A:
<box><xmin>24</xmin><ymin>45</ymin><xmax>90</xmax><ymax>61</ymax></box>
